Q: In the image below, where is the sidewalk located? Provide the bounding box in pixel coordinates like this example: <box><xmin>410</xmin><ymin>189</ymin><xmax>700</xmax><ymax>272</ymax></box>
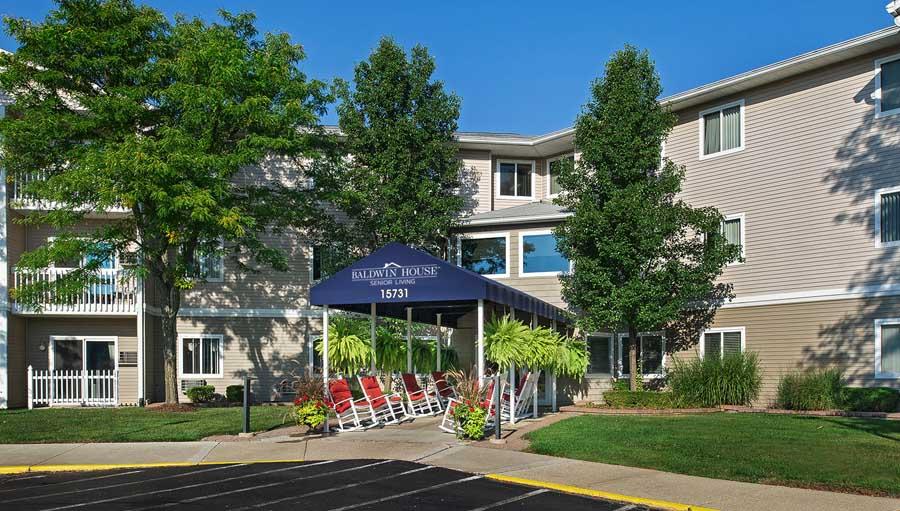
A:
<box><xmin>0</xmin><ymin>417</ymin><xmax>897</xmax><ymax>511</ymax></box>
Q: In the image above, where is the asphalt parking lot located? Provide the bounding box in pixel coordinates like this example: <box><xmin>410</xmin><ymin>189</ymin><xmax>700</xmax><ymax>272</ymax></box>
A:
<box><xmin>0</xmin><ymin>459</ymin><xmax>657</xmax><ymax>510</ymax></box>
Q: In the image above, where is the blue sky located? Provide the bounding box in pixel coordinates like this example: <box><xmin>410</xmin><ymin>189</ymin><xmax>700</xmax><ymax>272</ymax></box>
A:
<box><xmin>0</xmin><ymin>1</ymin><xmax>891</xmax><ymax>134</ymax></box>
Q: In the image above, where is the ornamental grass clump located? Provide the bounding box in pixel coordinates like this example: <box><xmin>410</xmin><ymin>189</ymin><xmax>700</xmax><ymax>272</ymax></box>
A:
<box><xmin>668</xmin><ymin>352</ymin><xmax>761</xmax><ymax>407</ymax></box>
<box><xmin>776</xmin><ymin>368</ymin><xmax>844</xmax><ymax>411</ymax></box>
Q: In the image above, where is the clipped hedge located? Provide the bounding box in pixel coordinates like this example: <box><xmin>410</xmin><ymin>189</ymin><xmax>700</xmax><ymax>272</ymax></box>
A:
<box><xmin>775</xmin><ymin>369</ymin><xmax>843</xmax><ymax>411</ymax></box>
<box><xmin>225</xmin><ymin>385</ymin><xmax>244</xmax><ymax>403</ymax></box>
<box><xmin>602</xmin><ymin>390</ymin><xmax>683</xmax><ymax>409</ymax></box>
<box><xmin>841</xmin><ymin>387</ymin><xmax>900</xmax><ymax>412</ymax></box>
<box><xmin>186</xmin><ymin>385</ymin><xmax>216</xmax><ymax>404</ymax></box>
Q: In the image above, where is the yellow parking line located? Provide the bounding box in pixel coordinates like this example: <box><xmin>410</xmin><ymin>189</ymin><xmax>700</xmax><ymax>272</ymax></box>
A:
<box><xmin>0</xmin><ymin>459</ymin><xmax>307</xmax><ymax>475</ymax></box>
<box><xmin>486</xmin><ymin>473</ymin><xmax>719</xmax><ymax>511</ymax></box>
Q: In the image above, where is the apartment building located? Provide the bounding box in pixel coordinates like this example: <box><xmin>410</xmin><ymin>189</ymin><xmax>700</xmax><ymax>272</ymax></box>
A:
<box><xmin>1</xmin><ymin>25</ymin><xmax>899</xmax><ymax>408</ymax></box>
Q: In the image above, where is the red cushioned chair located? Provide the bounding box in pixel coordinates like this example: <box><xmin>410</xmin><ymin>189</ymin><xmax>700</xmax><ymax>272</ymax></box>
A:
<box><xmin>357</xmin><ymin>375</ymin><xmax>409</xmax><ymax>425</ymax></box>
<box><xmin>326</xmin><ymin>378</ymin><xmax>375</xmax><ymax>431</ymax></box>
<box><xmin>401</xmin><ymin>373</ymin><xmax>441</xmax><ymax>416</ymax></box>
<box><xmin>430</xmin><ymin>371</ymin><xmax>457</xmax><ymax>407</ymax></box>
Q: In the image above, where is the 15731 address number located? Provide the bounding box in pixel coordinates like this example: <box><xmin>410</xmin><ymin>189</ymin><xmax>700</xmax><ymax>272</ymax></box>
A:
<box><xmin>380</xmin><ymin>288</ymin><xmax>408</xmax><ymax>299</ymax></box>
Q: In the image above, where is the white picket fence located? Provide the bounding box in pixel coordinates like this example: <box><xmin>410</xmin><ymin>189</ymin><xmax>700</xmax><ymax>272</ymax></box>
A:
<box><xmin>28</xmin><ymin>366</ymin><xmax>119</xmax><ymax>408</ymax></box>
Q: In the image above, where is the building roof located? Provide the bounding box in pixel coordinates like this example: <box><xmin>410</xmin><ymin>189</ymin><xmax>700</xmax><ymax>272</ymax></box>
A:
<box><xmin>461</xmin><ymin>201</ymin><xmax>571</xmax><ymax>226</ymax></box>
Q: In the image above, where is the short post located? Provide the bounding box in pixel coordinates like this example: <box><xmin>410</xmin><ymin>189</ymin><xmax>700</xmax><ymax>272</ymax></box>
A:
<box><xmin>242</xmin><ymin>376</ymin><xmax>251</xmax><ymax>435</ymax></box>
<box><xmin>27</xmin><ymin>365</ymin><xmax>33</xmax><ymax>410</ymax></box>
<box><xmin>494</xmin><ymin>370</ymin><xmax>501</xmax><ymax>440</ymax></box>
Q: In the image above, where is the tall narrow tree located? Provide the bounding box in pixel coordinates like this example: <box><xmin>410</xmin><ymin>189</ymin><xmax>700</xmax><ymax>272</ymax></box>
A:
<box><xmin>329</xmin><ymin>37</ymin><xmax>467</xmax><ymax>261</ymax></box>
<box><xmin>554</xmin><ymin>46</ymin><xmax>739</xmax><ymax>390</ymax></box>
<box><xmin>0</xmin><ymin>0</ymin><xmax>332</xmax><ymax>403</ymax></box>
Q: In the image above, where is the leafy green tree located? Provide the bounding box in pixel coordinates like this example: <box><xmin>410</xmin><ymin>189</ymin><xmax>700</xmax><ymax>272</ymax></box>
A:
<box><xmin>0</xmin><ymin>1</ymin><xmax>332</xmax><ymax>403</ymax></box>
<box><xmin>554</xmin><ymin>46</ymin><xmax>739</xmax><ymax>390</ymax></box>
<box><xmin>328</xmin><ymin>37</ymin><xmax>468</xmax><ymax>260</ymax></box>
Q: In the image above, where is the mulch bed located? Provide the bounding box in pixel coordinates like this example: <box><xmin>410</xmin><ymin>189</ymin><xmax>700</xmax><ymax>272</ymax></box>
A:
<box><xmin>559</xmin><ymin>405</ymin><xmax>719</xmax><ymax>415</ymax></box>
<box><xmin>145</xmin><ymin>403</ymin><xmax>198</xmax><ymax>413</ymax></box>
<box><xmin>559</xmin><ymin>404</ymin><xmax>900</xmax><ymax>419</ymax></box>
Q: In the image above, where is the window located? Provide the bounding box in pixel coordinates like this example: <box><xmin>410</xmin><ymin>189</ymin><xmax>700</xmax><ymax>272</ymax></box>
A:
<box><xmin>519</xmin><ymin>231</ymin><xmax>569</xmax><ymax>277</ymax></box>
<box><xmin>722</xmin><ymin>214</ymin><xmax>745</xmax><ymax>262</ymax></box>
<box><xmin>617</xmin><ymin>333</ymin><xmax>665</xmax><ymax>378</ymax></box>
<box><xmin>179</xmin><ymin>335</ymin><xmax>223</xmax><ymax>378</ymax></box>
<box><xmin>547</xmin><ymin>154</ymin><xmax>573</xmax><ymax>197</ymax></box>
<box><xmin>876</xmin><ymin>319</ymin><xmax>900</xmax><ymax>379</ymax></box>
<box><xmin>189</xmin><ymin>240</ymin><xmax>223</xmax><ymax>282</ymax></box>
<box><xmin>587</xmin><ymin>334</ymin><xmax>613</xmax><ymax>375</ymax></box>
<box><xmin>497</xmin><ymin>160</ymin><xmax>533</xmax><ymax>198</ymax></box>
<box><xmin>311</xmin><ymin>245</ymin><xmax>340</xmax><ymax>281</ymax></box>
<box><xmin>876</xmin><ymin>55</ymin><xmax>900</xmax><ymax>116</ymax></box>
<box><xmin>699</xmin><ymin>100</ymin><xmax>744</xmax><ymax>158</ymax></box>
<box><xmin>701</xmin><ymin>328</ymin><xmax>745</xmax><ymax>359</ymax></box>
<box><xmin>458</xmin><ymin>233</ymin><xmax>509</xmax><ymax>277</ymax></box>
<box><xmin>877</xmin><ymin>187</ymin><xmax>900</xmax><ymax>246</ymax></box>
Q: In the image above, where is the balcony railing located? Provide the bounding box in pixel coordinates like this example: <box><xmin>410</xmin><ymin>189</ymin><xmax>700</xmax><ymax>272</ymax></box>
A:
<box><xmin>12</xmin><ymin>268</ymin><xmax>138</xmax><ymax>314</ymax></box>
<box><xmin>9</xmin><ymin>171</ymin><xmax>129</xmax><ymax>213</ymax></box>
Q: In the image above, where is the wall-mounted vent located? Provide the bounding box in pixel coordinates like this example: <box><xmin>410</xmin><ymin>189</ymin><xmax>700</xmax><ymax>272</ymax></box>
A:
<box><xmin>118</xmin><ymin>351</ymin><xmax>138</xmax><ymax>366</ymax></box>
<box><xmin>181</xmin><ymin>379</ymin><xmax>207</xmax><ymax>394</ymax></box>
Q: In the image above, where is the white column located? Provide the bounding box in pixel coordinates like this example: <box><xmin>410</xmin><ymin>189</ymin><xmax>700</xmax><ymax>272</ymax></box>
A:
<box><xmin>532</xmin><ymin>312</ymin><xmax>539</xmax><ymax>418</ymax></box>
<box><xmin>551</xmin><ymin>320</ymin><xmax>557</xmax><ymax>411</ymax></box>
<box><xmin>509</xmin><ymin>306</ymin><xmax>516</xmax><ymax>424</ymax></box>
<box><xmin>370</xmin><ymin>303</ymin><xmax>377</xmax><ymax>373</ymax></box>
<box><xmin>476</xmin><ymin>299</ymin><xmax>485</xmax><ymax>381</ymax></box>
<box><xmin>436</xmin><ymin>313</ymin><xmax>442</xmax><ymax>372</ymax></box>
<box><xmin>0</xmin><ymin>164</ymin><xmax>7</xmax><ymax>409</ymax></box>
<box><xmin>322</xmin><ymin>306</ymin><xmax>330</xmax><ymax>433</ymax></box>
<box><xmin>406</xmin><ymin>307</ymin><xmax>413</xmax><ymax>373</ymax></box>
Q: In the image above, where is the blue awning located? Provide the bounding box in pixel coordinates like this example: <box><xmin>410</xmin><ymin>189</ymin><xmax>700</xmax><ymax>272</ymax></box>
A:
<box><xmin>309</xmin><ymin>242</ymin><xmax>570</xmax><ymax>326</ymax></box>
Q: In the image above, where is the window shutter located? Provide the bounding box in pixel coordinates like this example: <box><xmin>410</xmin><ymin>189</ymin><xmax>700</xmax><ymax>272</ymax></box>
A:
<box><xmin>723</xmin><ymin>331</ymin><xmax>742</xmax><ymax>355</ymax></box>
<box><xmin>882</xmin><ymin>191</ymin><xmax>900</xmax><ymax>243</ymax></box>
<box><xmin>704</xmin><ymin>332</ymin><xmax>722</xmax><ymax>359</ymax></box>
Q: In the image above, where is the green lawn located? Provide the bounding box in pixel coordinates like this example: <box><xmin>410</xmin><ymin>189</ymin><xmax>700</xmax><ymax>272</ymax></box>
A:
<box><xmin>0</xmin><ymin>406</ymin><xmax>292</xmax><ymax>443</ymax></box>
<box><xmin>526</xmin><ymin>413</ymin><xmax>900</xmax><ymax>496</ymax></box>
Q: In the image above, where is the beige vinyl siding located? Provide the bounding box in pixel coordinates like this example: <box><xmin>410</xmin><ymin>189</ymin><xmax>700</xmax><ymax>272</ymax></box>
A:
<box><xmin>170</xmin><ymin>316</ymin><xmax>320</xmax><ymax>400</ymax></box>
<box><xmin>671</xmin><ymin>296</ymin><xmax>900</xmax><ymax>404</ymax></box>
<box><xmin>667</xmin><ymin>46</ymin><xmax>900</xmax><ymax>299</ymax></box>
<box><xmin>459</xmin><ymin>149</ymin><xmax>492</xmax><ymax>214</ymax></box>
<box><xmin>456</xmin><ymin>222</ymin><xmax>565</xmax><ymax>307</ymax></box>
<box><xmin>24</xmin><ymin>317</ymin><xmax>140</xmax><ymax>405</ymax></box>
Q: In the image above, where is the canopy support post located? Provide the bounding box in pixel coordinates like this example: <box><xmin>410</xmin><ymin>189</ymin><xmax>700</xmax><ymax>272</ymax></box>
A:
<box><xmin>322</xmin><ymin>305</ymin><xmax>330</xmax><ymax>433</ymax></box>
<box><xmin>370</xmin><ymin>303</ymin><xmax>377</xmax><ymax>373</ymax></box>
<box><xmin>551</xmin><ymin>319</ymin><xmax>558</xmax><ymax>412</ymax></box>
<box><xmin>436</xmin><ymin>313</ymin><xmax>442</xmax><ymax>372</ymax></box>
<box><xmin>476</xmin><ymin>299</ymin><xmax>485</xmax><ymax>381</ymax></box>
<box><xmin>406</xmin><ymin>307</ymin><xmax>413</xmax><ymax>373</ymax></box>
<box><xmin>509</xmin><ymin>307</ymin><xmax>516</xmax><ymax>425</ymax></box>
<box><xmin>532</xmin><ymin>312</ymin><xmax>538</xmax><ymax>419</ymax></box>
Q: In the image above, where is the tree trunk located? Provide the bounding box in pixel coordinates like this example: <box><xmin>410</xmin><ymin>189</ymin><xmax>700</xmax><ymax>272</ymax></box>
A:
<box><xmin>159</xmin><ymin>279</ymin><xmax>182</xmax><ymax>404</ymax></box>
<box><xmin>628</xmin><ymin>324</ymin><xmax>639</xmax><ymax>391</ymax></box>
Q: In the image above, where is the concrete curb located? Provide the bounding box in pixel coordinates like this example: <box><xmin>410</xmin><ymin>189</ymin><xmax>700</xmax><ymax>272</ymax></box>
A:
<box><xmin>0</xmin><ymin>459</ymin><xmax>306</xmax><ymax>475</ymax></box>
<box><xmin>486</xmin><ymin>473</ymin><xmax>719</xmax><ymax>511</ymax></box>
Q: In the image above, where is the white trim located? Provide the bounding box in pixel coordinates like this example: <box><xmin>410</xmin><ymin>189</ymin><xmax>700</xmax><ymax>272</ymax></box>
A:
<box><xmin>517</xmin><ymin>229</ymin><xmax>571</xmax><ymax>278</ymax></box>
<box><xmin>698</xmin><ymin>327</ymin><xmax>746</xmax><ymax>359</ymax></box>
<box><xmin>462</xmin><ymin>212</ymin><xmax>571</xmax><ymax>227</ymax></box>
<box><xmin>456</xmin><ymin>128</ymin><xmax>574</xmax><ymax>147</ymax></box>
<box><xmin>0</xmin><ymin>162</ymin><xmax>7</xmax><ymax>408</ymax></box>
<box><xmin>456</xmin><ymin>231</ymin><xmax>510</xmax><ymax>279</ymax></box>
<box><xmin>48</xmin><ymin>335</ymin><xmax>119</xmax><ymax>372</ymax></box>
<box><xmin>698</xmin><ymin>99</ymin><xmax>745</xmax><ymax>160</ymax></box>
<box><xmin>875</xmin><ymin>53</ymin><xmax>900</xmax><ymax>118</ymax></box>
<box><xmin>177</xmin><ymin>334</ymin><xmax>224</xmax><ymax>379</ymax></box>
<box><xmin>874</xmin><ymin>318</ymin><xmax>900</xmax><ymax>379</ymax></box>
<box><xmin>722</xmin><ymin>212</ymin><xmax>746</xmax><ymax>265</ymax></box>
<box><xmin>874</xmin><ymin>184</ymin><xmax>900</xmax><ymax>247</ymax></box>
<box><xmin>545</xmin><ymin>154</ymin><xmax>573</xmax><ymax>199</ymax></box>
<box><xmin>495</xmin><ymin>159</ymin><xmax>535</xmax><ymax>200</ymax></box>
<box><xmin>722</xmin><ymin>283</ymin><xmax>900</xmax><ymax>308</ymax></box>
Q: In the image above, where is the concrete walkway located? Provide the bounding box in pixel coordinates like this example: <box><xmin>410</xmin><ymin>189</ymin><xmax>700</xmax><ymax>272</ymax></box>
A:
<box><xmin>0</xmin><ymin>417</ymin><xmax>897</xmax><ymax>511</ymax></box>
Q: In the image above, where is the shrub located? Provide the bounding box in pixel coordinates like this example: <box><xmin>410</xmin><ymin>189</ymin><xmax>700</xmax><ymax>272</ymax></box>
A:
<box><xmin>602</xmin><ymin>390</ymin><xmax>682</xmax><ymax>409</ymax></box>
<box><xmin>841</xmin><ymin>387</ymin><xmax>900</xmax><ymax>412</ymax></box>
<box><xmin>293</xmin><ymin>396</ymin><xmax>329</xmax><ymax>430</ymax></box>
<box><xmin>225</xmin><ymin>385</ymin><xmax>244</xmax><ymax>403</ymax></box>
<box><xmin>668</xmin><ymin>352</ymin><xmax>761</xmax><ymax>407</ymax></box>
<box><xmin>775</xmin><ymin>369</ymin><xmax>844</xmax><ymax>410</ymax></box>
<box><xmin>451</xmin><ymin>402</ymin><xmax>489</xmax><ymax>440</ymax></box>
<box><xmin>186</xmin><ymin>385</ymin><xmax>215</xmax><ymax>403</ymax></box>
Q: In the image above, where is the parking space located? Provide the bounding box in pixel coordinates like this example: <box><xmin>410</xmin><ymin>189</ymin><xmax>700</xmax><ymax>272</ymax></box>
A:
<box><xmin>0</xmin><ymin>460</ymin><xmax>657</xmax><ymax>510</ymax></box>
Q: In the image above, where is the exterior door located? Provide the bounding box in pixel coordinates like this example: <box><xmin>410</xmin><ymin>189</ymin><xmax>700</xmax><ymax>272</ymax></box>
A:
<box><xmin>587</xmin><ymin>334</ymin><xmax>614</xmax><ymax>375</ymax></box>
